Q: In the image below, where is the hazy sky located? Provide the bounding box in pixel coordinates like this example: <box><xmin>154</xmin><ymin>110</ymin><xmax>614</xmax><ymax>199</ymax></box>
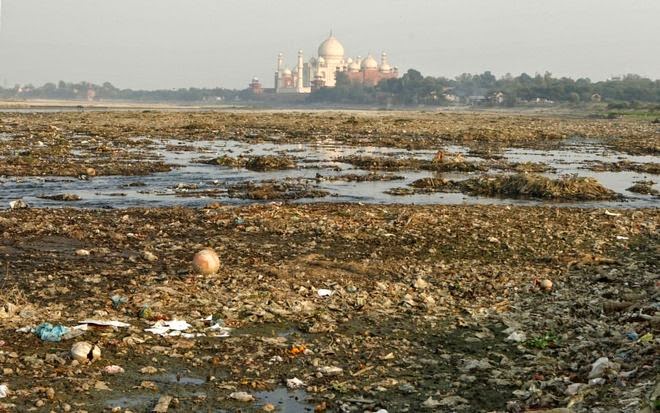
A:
<box><xmin>0</xmin><ymin>0</ymin><xmax>658</xmax><ymax>90</ymax></box>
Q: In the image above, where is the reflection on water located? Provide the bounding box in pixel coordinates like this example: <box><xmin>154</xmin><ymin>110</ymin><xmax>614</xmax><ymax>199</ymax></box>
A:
<box><xmin>1</xmin><ymin>138</ymin><xmax>658</xmax><ymax>209</ymax></box>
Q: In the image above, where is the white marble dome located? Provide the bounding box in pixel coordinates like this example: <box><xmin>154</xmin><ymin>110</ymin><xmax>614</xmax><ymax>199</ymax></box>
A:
<box><xmin>379</xmin><ymin>63</ymin><xmax>392</xmax><ymax>72</ymax></box>
<box><xmin>318</xmin><ymin>35</ymin><xmax>345</xmax><ymax>58</ymax></box>
<box><xmin>348</xmin><ymin>61</ymin><xmax>361</xmax><ymax>72</ymax></box>
<box><xmin>361</xmin><ymin>55</ymin><xmax>378</xmax><ymax>70</ymax></box>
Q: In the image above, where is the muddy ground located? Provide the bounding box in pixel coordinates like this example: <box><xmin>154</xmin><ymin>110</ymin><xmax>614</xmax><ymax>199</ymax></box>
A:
<box><xmin>0</xmin><ymin>110</ymin><xmax>658</xmax><ymax>412</ymax></box>
<box><xmin>0</xmin><ymin>111</ymin><xmax>658</xmax><ymax>178</ymax></box>
<box><xmin>0</xmin><ymin>205</ymin><xmax>657</xmax><ymax>412</ymax></box>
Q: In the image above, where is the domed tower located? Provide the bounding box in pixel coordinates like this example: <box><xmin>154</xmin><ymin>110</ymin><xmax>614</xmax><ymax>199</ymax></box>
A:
<box><xmin>361</xmin><ymin>54</ymin><xmax>378</xmax><ymax>71</ymax></box>
<box><xmin>317</xmin><ymin>32</ymin><xmax>346</xmax><ymax>87</ymax></box>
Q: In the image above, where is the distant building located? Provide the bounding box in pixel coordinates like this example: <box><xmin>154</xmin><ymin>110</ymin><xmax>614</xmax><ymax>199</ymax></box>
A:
<box><xmin>87</xmin><ymin>84</ymin><xmax>97</xmax><ymax>101</ymax></box>
<box><xmin>248</xmin><ymin>77</ymin><xmax>263</xmax><ymax>94</ymax></box>
<box><xmin>467</xmin><ymin>95</ymin><xmax>487</xmax><ymax>105</ymax></box>
<box><xmin>273</xmin><ymin>33</ymin><xmax>398</xmax><ymax>94</ymax></box>
<box><xmin>590</xmin><ymin>93</ymin><xmax>602</xmax><ymax>102</ymax></box>
<box><xmin>488</xmin><ymin>91</ymin><xmax>505</xmax><ymax>104</ymax></box>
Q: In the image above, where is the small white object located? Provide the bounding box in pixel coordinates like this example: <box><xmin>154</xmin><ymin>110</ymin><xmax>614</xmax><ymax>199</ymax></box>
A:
<box><xmin>565</xmin><ymin>383</ymin><xmax>584</xmax><ymax>395</ymax></box>
<box><xmin>287</xmin><ymin>377</ymin><xmax>305</xmax><ymax>389</ymax></box>
<box><xmin>143</xmin><ymin>251</ymin><xmax>158</xmax><ymax>262</ymax></box>
<box><xmin>207</xmin><ymin>324</ymin><xmax>232</xmax><ymax>337</ymax></box>
<box><xmin>589</xmin><ymin>357</ymin><xmax>615</xmax><ymax>379</ymax></box>
<box><xmin>75</xmin><ymin>249</ymin><xmax>91</xmax><ymax>256</ymax></box>
<box><xmin>317</xmin><ymin>289</ymin><xmax>334</xmax><ymax>298</ymax></box>
<box><xmin>604</xmin><ymin>210</ymin><xmax>621</xmax><ymax>217</ymax></box>
<box><xmin>0</xmin><ymin>384</ymin><xmax>8</xmax><ymax>398</ymax></box>
<box><xmin>145</xmin><ymin>320</ymin><xmax>192</xmax><ymax>336</ymax></box>
<box><xmin>103</xmin><ymin>365</ymin><xmax>125</xmax><ymax>375</ymax></box>
<box><xmin>318</xmin><ymin>366</ymin><xmax>343</xmax><ymax>375</ymax></box>
<box><xmin>422</xmin><ymin>397</ymin><xmax>441</xmax><ymax>408</ymax></box>
<box><xmin>229</xmin><ymin>391</ymin><xmax>254</xmax><ymax>402</ymax></box>
<box><xmin>9</xmin><ymin>199</ymin><xmax>28</xmax><ymax>209</ymax></box>
<box><xmin>616</xmin><ymin>236</ymin><xmax>629</xmax><ymax>240</ymax></box>
<box><xmin>505</xmin><ymin>331</ymin><xmax>527</xmax><ymax>343</ymax></box>
<box><xmin>413</xmin><ymin>277</ymin><xmax>429</xmax><ymax>290</ymax></box>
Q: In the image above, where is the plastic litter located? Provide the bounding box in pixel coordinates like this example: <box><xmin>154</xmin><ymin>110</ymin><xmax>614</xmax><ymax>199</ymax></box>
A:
<box><xmin>9</xmin><ymin>199</ymin><xmax>28</xmax><ymax>209</ymax></box>
<box><xmin>506</xmin><ymin>331</ymin><xmax>527</xmax><ymax>342</ymax></box>
<box><xmin>103</xmin><ymin>365</ymin><xmax>125</xmax><ymax>375</ymax></box>
<box><xmin>287</xmin><ymin>377</ymin><xmax>305</xmax><ymax>389</ymax></box>
<box><xmin>110</xmin><ymin>295</ymin><xmax>128</xmax><ymax>309</ymax></box>
<box><xmin>145</xmin><ymin>320</ymin><xmax>192</xmax><ymax>336</ymax></box>
<box><xmin>153</xmin><ymin>395</ymin><xmax>173</xmax><ymax>413</ymax></box>
<box><xmin>34</xmin><ymin>323</ymin><xmax>71</xmax><ymax>342</ymax></box>
<box><xmin>638</xmin><ymin>332</ymin><xmax>653</xmax><ymax>343</ymax></box>
<box><xmin>318</xmin><ymin>366</ymin><xmax>343</xmax><ymax>375</ymax></box>
<box><xmin>317</xmin><ymin>289</ymin><xmax>334</xmax><ymax>298</ymax></box>
<box><xmin>588</xmin><ymin>357</ymin><xmax>619</xmax><ymax>379</ymax></box>
<box><xmin>422</xmin><ymin>397</ymin><xmax>441</xmax><ymax>408</ymax></box>
<box><xmin>0</xmin><ymin>384</ymin><xmax>8</xmax><ymax>398</ymax></box>
<box><xmin>625</xmin><ymin>331</ymin><xmax>639</xmax><ymax>341</ymax></box>
<box><xmin>229</xmin><ymin>391</ymin><xmax>254</xmax><ymax>402</ymax></box>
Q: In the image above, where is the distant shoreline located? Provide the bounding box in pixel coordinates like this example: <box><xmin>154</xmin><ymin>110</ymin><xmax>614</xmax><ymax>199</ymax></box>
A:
<box><xmin>0</xmin><ymin>99</ymin><xmax>243</xmax><ymax>111</ymax></box>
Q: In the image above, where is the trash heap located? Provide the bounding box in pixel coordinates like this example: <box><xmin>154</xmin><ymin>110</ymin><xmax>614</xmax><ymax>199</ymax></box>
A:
<box><xmin>0</xmin><ymin>204</ymin><xmax>656</xmax><ymax>411</ymax></box>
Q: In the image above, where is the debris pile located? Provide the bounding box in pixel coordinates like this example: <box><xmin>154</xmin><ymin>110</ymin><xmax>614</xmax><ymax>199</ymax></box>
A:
<box><xmin>0</xmin><ymin>204</ymin><xmax>655</xmax><ymax>411</ymax></box>
<box><xmin>627</xmin><ymin>180</ymin><xmax>659</xmax><ymax>196</ymax></box>
<box><xmin>461</xmin><ymin>174</ymin><xmax>619</xmax><ymax>200</ymax></box>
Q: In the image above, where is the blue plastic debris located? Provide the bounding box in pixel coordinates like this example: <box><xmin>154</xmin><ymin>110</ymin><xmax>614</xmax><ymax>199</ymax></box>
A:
<box><xmin>34</xmin><ymin>323</ymin><xmax>70</xmax><ymax>342</ymax></box>
<box><xmin>110</xmin><ymin>295</ymin><xmax>128</xmax><ymax>309</ymax></box>
<box><xmin>625</xmin><ymin>332</ymin><xmax>639</xmax><ymax>341</ymax></box>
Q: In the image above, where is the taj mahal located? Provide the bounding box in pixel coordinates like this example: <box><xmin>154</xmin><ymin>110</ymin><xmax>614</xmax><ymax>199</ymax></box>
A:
<box><xmin>273</xmin><ymin>33</ymin><xmax>399</xmax><ymax>94</ymax></box>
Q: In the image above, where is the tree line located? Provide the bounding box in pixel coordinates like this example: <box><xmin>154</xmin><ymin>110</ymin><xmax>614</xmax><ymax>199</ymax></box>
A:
<box><xmin>309</xmin><ymin>70</ymin><xmax>660</xmax><ymax>106</ymax></box>
<box><xmin>0</xmin><ymin>81</ymin><xmax>243</xmax><ymax>102</ymax></box>
<box><xmin>1</xmin><ymin>71</ymin><xmax>659</xmax><ymax>107</ymax></box>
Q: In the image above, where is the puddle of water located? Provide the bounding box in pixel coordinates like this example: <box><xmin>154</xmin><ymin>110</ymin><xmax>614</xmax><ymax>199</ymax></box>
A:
<box><xmin>234</xmin><ymin>322</ymin><xmax>303</xmax><ymax>339</ymax></box>
<box><xmin>105</xmin><ymin>394</ymin><xmax>157</xmax><ymax>409</ymax></box>
<box><xmin>255</xmin><ymin>388</ymin><xmax>313</xmax><ymax>413</ymax></box>
<box><xmin>153</xmin><ymin>373</ymin><xmax>206</xmax><ymax>385</ymax></box>
<box><xmin>1</xmin><ymin>138</ymin><xmax>658</xmax><ymax>209</ymax></box>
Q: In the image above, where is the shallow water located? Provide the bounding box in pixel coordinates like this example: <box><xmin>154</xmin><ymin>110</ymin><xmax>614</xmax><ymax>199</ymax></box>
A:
<box><xmin>255</xmin><ymin>388</ymin><xmax>312</xmax><ymax>413</ymax></box>
<box><xmin>1</xmin><ymin>138</ymin><xmax>658</xmax><ymax>209</ymax></box>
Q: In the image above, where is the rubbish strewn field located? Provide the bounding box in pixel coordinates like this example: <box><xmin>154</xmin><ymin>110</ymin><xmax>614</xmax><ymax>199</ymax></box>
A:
<box><xmin>0</xmin><ymin>110</ymin><xmax>658</xmax><ymax>412</ymax></box>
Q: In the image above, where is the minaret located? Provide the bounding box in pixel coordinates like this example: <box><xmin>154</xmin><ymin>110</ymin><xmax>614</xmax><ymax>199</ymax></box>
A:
<box><xmin>296</xmin><ymin>50</ymin><xmax>304</xmax><ymax>92</ymax></box>
<box><xmin>381</xmin><ymin>52</ymin><xmax>388</xmax><ymax>67</ymax></box>
<box><xmin>277</xmin><ymin>53</ymin><xmax>284</xmax><ymax>72</ymax></box>
<box><xmin>275</xmin><ymin>52</ymin><xmax>283</xmax><ymax>91</ymax></box>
